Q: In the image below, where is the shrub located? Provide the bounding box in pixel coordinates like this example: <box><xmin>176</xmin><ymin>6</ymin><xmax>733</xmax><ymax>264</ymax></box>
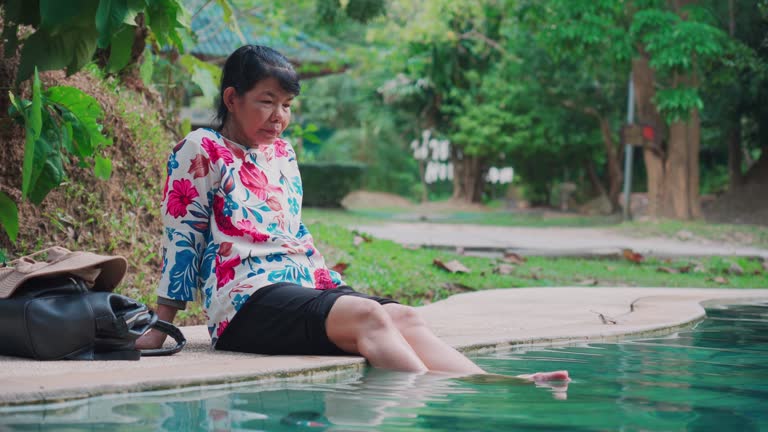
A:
<box><xmin>300</xmin><ymin>162</ymin><xmax>366</xmax><ymax>207</ymax></box>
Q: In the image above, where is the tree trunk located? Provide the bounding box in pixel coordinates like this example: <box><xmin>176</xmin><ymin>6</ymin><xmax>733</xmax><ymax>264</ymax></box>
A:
<box><xmin>666</xmin><ymin>117</ymin><xmax>691</xmax><ymax>218</ymax></box>
<box><xmin>727</xmin><ymin>119</ymin><xmax>744</xmax><ymax>189</ymax></box>
<box><xmin>585</xmin><ymin>160</ymin><xmax>608</xmax><ymax>198</ymax></box>
<box><xmin>632</xmin><ymin>55</ymin><xmax>666</xmax><ymax>219</ymax></box>
<box><xmin>417</xmin><ymin>159</ymin><xmax>429</xmax><ymax>203</ymax></box>
<box><xmin>687</xmin><ymin>105</ymin><xmax>702</xmax><ymax>218</ymax></box>
<box><xmin>634</xmin><ymin>0</ymin><xmax>702</xmax><ymax>220</ymax></box>
<box><xmin>663</xmin><ymin>72</ymin><xmax>701</xmax><ymax>220</ymax></box>
<box><xmin>597</xmin><ymin>116</ymin><xmax>623</xmax><ymax>212</ymax></box>
<box><xmin>451</xmin><ymin>149</ymin><xmax>485</xmax><ymax>203</ymax></box>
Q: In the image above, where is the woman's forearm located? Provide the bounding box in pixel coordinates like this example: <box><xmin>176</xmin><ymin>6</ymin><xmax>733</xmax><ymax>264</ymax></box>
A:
<box><xmin>155</xmin><ymin>303</ymin><xmax>179</xmax><ymax>323</ymax></box>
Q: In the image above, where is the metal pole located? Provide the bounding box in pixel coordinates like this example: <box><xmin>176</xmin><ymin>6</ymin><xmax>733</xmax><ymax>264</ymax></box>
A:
<box><xmin>622</xmin><ymin>73</ymin><xmax>635</xmax><ymax>221</ymax></box>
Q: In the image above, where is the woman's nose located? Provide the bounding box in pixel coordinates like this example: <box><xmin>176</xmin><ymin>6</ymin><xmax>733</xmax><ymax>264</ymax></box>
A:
<box><xmin>270</xmin><ymin>107</ymin><xmax>284</xmax><ymax>122</ymax></box>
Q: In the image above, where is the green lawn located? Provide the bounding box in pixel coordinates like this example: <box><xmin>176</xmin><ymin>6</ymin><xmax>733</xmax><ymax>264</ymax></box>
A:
<box><xmin>307</xmin><ymin>220</ymin><xmax>768</xmax><ymax>306</ymax></box>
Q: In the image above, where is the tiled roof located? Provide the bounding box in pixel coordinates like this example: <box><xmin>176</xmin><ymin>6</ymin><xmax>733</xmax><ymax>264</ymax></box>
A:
<box><xmin>185</xmin><ymin>0</ymin><xmax>340</xmax><ymax>64</ymax></box>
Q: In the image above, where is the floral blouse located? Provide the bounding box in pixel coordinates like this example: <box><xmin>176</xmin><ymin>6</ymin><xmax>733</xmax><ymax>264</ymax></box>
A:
<box><xmin>157</xmin><ymin>128</ymin><xmax>344</xmax><ymax>346</ymax></box>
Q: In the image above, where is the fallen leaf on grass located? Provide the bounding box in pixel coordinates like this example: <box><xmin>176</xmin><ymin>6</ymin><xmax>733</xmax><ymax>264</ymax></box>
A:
<box><xmin>728</xmin><ymin>262</ymin><xmax>744</xmax><ymax>276</ymax></box>
<box><xmin>353</xmin><ymin>235</ymin><xmax>365</xmax><ymax>247</ymax></box>
<box><xmin>677</xmin><ymin>265</ymin><xmax>692</xmax><ymax>274</ymax></box>
<box><xmin>493</xmin><ymin>264</ymin><xmax>518</xmax><ymax>275</ymax></box>
<box><xmin>710</xmin><ymin>276</ymin><xmax>729</xmax><ymax>284</ymax></box>
<box><xmin>693</xmin><ymin>264</ymin><xmax>707</xmax><ymax>273</ymax></box>
<box><xmin>622</xmin><ymin>249</ymin><xmax>644</xmax><ymax>263</ymax></box>
<box><xmin>403</xmin><ymin>244</ymin><xmax>421</xmax><ymax>250</ymax></box>
<box><xmin>330</xmin><ymin>262</ymin><xmax>349</xmax><ymax>274</ymax></box>
<box><xmin>657</xmin><ymin>266</ymin><xmax>679</xmax><ymax>274</ymax></box>
<box><xmin>442</xmin><ymin>282</ymin><xmax>475</xmax><ymax>292</ymax></box>
<box><xmin>423</xmin><ymin>290</ymin><xmax>435</xmax><ymax>304</ymax></box>
<box><xmin>605</xmin><ymin>265</ymin><xmax>616</xmax><ymax>271</ymax></box>
<box><xmin>351</xmin><ymin>230</ymin><xmax>373</xmax><ymax>242</ymax></box>
<box><xmin>578</xmin><ymin>278</ymin><xmax>598</xmax><ymax>286</ymax></box>
<box><xmin>433</xmin><ymin>258</ymin><xmax>471</xmax><ymax>273</ymax></box>
<box><xmin>502</xmin><ymin>252</ymin><xmax>526</xmax><ymax>264</ymax></box>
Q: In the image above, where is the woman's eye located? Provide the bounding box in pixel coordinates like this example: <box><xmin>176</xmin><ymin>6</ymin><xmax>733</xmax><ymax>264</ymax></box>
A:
<box><xmin>283</xmin><ymin>104</ymin><xmax>292</xmax><ymax>109</ymax></box>
<box><xmin>261</xmin><ymin>100</ymin><xmax>273</xmax><ymax>104</ymax></box>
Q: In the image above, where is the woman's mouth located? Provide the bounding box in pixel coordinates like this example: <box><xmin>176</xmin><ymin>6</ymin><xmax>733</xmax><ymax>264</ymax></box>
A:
<box><xmin>260</xmin><ymin>128</ymin><xmax>280</xmax><ymax>137</ymax></box>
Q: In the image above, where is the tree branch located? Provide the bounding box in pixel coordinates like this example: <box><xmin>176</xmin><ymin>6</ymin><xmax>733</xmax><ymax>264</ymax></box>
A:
<box><xmin>458</xmin><ymin>30</ymin><xmax>521</xmax><ymax>62</ymax></box>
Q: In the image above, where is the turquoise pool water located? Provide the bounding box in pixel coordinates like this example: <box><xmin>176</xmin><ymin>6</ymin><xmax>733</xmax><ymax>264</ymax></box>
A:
<box><xmin>1</xmin><ymin>302</ymin><xmax>766</xmax><ymax>431</ymax></box>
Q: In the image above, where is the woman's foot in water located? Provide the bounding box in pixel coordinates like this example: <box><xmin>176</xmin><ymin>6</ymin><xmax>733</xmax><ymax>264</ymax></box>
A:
<box><xmin>458</xmin><ymin>370</ymin><xmax>570</xmax><ymax>384</ymax></box>
<box><xmin>516</xmin><ymin>370</ymin><xmax>570</xmax><ymax>383</ymax></box>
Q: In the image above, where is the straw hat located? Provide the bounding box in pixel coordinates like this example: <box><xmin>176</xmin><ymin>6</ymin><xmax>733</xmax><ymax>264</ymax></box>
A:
<box><xmin>0</xmin><ymin>246</ymin><xmax>128</xmax><ymax>298</ymax></box>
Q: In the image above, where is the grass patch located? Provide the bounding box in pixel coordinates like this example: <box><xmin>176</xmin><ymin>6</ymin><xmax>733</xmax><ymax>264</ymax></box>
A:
<box><xmin>307</xmin><ymin>221</ymin><xmax>768</xmax><ymax>306</ymax></box>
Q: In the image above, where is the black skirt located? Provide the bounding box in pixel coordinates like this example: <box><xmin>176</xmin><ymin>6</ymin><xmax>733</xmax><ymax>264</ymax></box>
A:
<box><xmin>215</xmin><ymin>283</ymin><xmax>397</xmax><ymax>355</ymax></box>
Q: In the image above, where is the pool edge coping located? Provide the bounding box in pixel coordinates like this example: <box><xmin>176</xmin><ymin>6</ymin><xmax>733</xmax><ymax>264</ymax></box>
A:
<box><xmin>1</xmin><ymin>288</ymin><xmax>768</xmax><ymax>407</ymax></box>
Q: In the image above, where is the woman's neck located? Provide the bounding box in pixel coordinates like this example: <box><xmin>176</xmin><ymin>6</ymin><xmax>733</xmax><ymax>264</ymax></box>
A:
<box><xmin>220</xmin><ymin>121</ymin><xmax>256</xmax><ymax>148</ymax></box>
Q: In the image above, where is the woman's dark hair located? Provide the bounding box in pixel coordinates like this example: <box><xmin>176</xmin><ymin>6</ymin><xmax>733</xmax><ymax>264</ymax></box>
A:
<box><xmin>215</xmin><ymin>45</ymin><xmax>301</xmax><ymax>130</ymax></box>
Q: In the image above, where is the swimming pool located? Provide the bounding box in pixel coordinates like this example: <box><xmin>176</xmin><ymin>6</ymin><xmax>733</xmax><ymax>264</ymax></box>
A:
<box><xmin>1</xmin><ymin>302</ymin><xmax>766</xmax><ymax>431</ymax></box>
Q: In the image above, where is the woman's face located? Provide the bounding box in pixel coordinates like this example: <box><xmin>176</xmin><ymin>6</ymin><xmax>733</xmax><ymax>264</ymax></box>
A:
<box><xmin>224</xmin><ymin>77</ymin><xmax>294</xmax><ymax>147</ymax></box>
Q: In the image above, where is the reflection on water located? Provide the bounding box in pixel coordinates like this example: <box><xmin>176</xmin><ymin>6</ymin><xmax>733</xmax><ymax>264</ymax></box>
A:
<box><xmin>1</xmin><ymin>302</ymin><xmax>766</xmax><ymax>431</ymax></box>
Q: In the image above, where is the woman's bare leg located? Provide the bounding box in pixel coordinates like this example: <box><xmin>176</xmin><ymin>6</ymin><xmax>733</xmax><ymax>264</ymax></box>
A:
<box><xmin>382</xmin><ymin>304</ymin><xmax>484</xmax><ymax>374</ymax></box>
<box><xmin>326</xmin><ymin>296</ymin><xmax>428</xmax><ymax>372</ymax></box>
<box><xmin>383</xmin><ymin>304</ymin><xmax>570</xmax><ymax>382</ymax></box>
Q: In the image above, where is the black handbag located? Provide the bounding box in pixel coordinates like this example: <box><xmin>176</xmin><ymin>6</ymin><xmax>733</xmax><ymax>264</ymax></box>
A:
<box><xmin>0</xmin><ymin>276</ymin><xmax>186</xmax><ymax>360</ymax></box>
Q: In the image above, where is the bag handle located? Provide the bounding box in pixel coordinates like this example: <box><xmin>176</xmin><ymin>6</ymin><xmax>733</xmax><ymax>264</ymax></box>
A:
<box><xmin>140</xmin><ymin>318</ymin><xmax>187</xmax><ymax>357</ymax></box>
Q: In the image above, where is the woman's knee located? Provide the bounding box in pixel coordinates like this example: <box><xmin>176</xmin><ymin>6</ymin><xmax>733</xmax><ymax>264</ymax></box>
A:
<box><xmin>383</xmin><ymin>304</ymin><xmax>426</xmax><ymax>331</ymax></box>
<box><xmin>328</xmin><ymin>296</ymin><xmax>394</xmax><ymax>335</ymax></box>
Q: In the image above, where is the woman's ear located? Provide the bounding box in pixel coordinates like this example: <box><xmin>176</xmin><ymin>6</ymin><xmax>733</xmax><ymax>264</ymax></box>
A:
<box><xmin>222</xmin><ymin>87</ymin><xmax>238</xmax><ymax>112</ymax></box>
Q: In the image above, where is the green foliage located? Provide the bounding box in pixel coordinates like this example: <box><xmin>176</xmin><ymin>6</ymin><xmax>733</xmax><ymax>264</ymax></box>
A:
<box><xmin>179</xmin><ymin>54</ymin><xmax>221</xmax><ymax>106</ymax></box>
<box><xmin>288</xmin><ymin>122</ymin><xmax>322</xmax><ymax>146</ymax></box>
<box><xmin>442</xmin><ymin>68</ymin><xmax>533</xmax><ymax>160</ymax></box>
<box><xmin>300</xmin><ymin>162</ymin><xmax>366</xmax><ymax>207</ymax></box>
<box><xmin>0</xmin><ymin>192</ymin><xmax>19</xmax><ymax>242</ymax></box>
<box><xmin>3</xmin><ymin>0</ymin><xmax>189</xmax><ymax>83</ymax></box>
<box><xmin>654</xmin><ymin>87</ymin><xmax>704</xmax><ymax>123</ymax></box>
<box><xmin>345</xmin><ymin>0</ymin><xmax>386</xmax><ymax>23</ymax></box>
<box><xmin>3</xmin><ymin>69</ymin><xmax>113</xmax><ymax>242</ymax></box>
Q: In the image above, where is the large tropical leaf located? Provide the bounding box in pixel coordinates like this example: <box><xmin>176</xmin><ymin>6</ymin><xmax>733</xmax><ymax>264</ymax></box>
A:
<box><xmin>96</xmin><ymin>0</ymin><xmax>144</xmax><ymax>48</ymax></box>
<box><xmin>39</xmin><ymin>0</ymin><xmax>100</xmax><ymax>31</ymax></box>
<box><xmin>106</xmin><ymin>25</ymin><xmax>137</xmax><ymax>73</ymax></box>
<box><xmin>46</xmin><ymin>86</ymin><xmax>110</xmax><ymax>152</ymax></box>
<box><xmin>21</xmin><ymin>70</ymin><xmax>43</xmax><ymax>199</ymax></box>
<box><xmin>0</xmin><ymin>191</ymin><xmax>19</xmax><ymax>243</ymax></box>
<box><xmin>17</xmin><ymin>25</ymin><xmax>99</xmax><ymax>82</ymax></box>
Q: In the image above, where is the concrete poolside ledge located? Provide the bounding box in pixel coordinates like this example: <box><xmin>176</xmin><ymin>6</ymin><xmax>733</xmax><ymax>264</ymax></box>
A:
<box><xmin>1</xmin><ymin>287</ymin><xmax>767</xmax><ymax>406</ymax></box>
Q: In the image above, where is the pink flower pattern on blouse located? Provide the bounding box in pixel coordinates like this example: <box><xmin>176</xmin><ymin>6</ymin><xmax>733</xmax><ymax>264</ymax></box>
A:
<box><xmin>313</xmin><ymin>268</ymin><xmax>336</xmax><ymax>290</ymax></box>
<box><xmin>215</xmin><ymin>255</ymin><xmax>240</xmax><ymax>289</ymax></box>
<box><xmin>239</xmin><ymin>161</ymin><xmax>282</xmax><ymax>200</ymax></box>
<box><xmin>157</xmin><ymin>129</ymin><xmax>344</xmax><ymax>346</ymax></box>
<box><xmin>166</xmin><ymin>178</ymin><xmax>199</xmax><ymax>218</ymax></box>
<box><xmin>201</xmin><ymin>136</ymin><xmax>234</xmax><ymax>164</ymax></box>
